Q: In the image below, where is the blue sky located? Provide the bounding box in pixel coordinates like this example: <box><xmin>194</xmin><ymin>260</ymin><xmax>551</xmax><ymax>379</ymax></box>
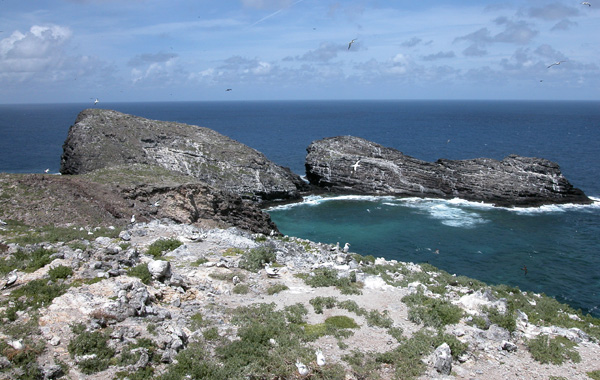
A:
<box><xmin>1</xmin><ymin>0</ymin><xmax>598</xmax><ymax>103</ymax></box>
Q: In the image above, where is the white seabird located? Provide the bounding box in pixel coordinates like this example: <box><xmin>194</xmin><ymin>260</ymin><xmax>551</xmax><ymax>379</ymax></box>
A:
<box><xmin>348</xmin><ymin>39</ymin><xmax>357</xmax><ymax>50</ymax></box>
<box><xmin>582</xmin><ymin>1</ymin><xmax>591</xmax><ymax>6</ymax></box>
<box><xmin>343</xmin><ymin>242</ymin><xmax>350</xmax><ymax>253</ymax></box>
<box><xmin>2</xmin><ymin>269</ymin><xmax>18</xmax><ymax>289</ymax></box>
<box><xmin>264</xmin><ymin>263</ymin><xmax>280</xmax><ymax>278</ymax></box>
<box><xmin>352</xmin><ymin>159</ymin><xmax>361</xmax><ymax>173</ymax></box>
<box><xmin>295</xmin><ymin>360</ymin><xmax>310</xmax><ymax>376</ymax></box>
<box><xmin>7</xmin><ymin>339</ymin><xmax>23</xmax><ymax>350</ymax></box>
<box><xmin>130</xmin><ymin>214</ymin><xmax>136</xmax><ymax>224</ymax></box>
<box><xmin>316</xmin><ymin>349</ymin><xmax>326</xmax><ymax>366</ymax></box>
<box><xmin>94</xmin><ymin>98</ymin><xmax>99</xmax><ymax>104</ymax></box>
<box><xmin>547</xmin><ymin>60</ymin><xmax>566</xmax><ymax>68</ymax></box>
<box><xmin>44</xmin><ymin>168</ymin><xmax>50</xmax><ymax>173</ymax></box>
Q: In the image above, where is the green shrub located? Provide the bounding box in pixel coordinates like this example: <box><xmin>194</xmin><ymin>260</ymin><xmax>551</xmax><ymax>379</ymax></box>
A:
<box><xmin>202</xmin><ymin>327</ymin><xmax>220</xmax><ymax>341</ymax></box>
<box><xmin>68</xmin><ymin>329</ymin><xmax>115</xmax><ymax>374</ymax></box>
<box><xmin>365</xmin><ymin>310</ymin><xmax>393</xmax><ymax>328</ymax></box>
<box><xmin>337</xmin><ymin>299</ymin><xmax>366</xmax><ymax>316</ymax></box>
<box><xmin>284</xmin><ymin>303</ymin><xmax>308</xmax><ymax>324</ymax></box>
<box><xmin>0</xmin><ymin>247</ymin><xmax>54</xmax><ymax>275</ymax></box>
<box><xmin>266</xmin><ymin>284</ymin><xmax>289</xmax><ymax>295</ymax></box>
<box><xmin>128</xmin><ymin>263</ymin><xmax>152</xmax><ymax>284</ymax></box>
<box><xmin>325</xmin><ymin>315</ymin><xmax>359</xmax><ymax>329</ymax></box>
<box><xmin>310</xmin><ymin>296</ymin><xmax>338</xmax><ymax>314</ymax></box>
<box><xmin>304</xmin><ymin>268</ymin><xmax>363</xmax><ymax>295</ymax></box>
<box><xmin>484</xmin><ymin>306</ymin><xmax>516</xmax><ymax>332</ymax></box>
<box><xmin>146</xmin><ymin>238</ymin><xmax>182</xmax><ymax>258</ymax></box>
<box><xmin>157</xmin><ymin>342</ymin><xmax>224</xmax><ymax>380</ymax></box>
<box><xmin>48</xmin><ymin>265</ymin><xmax>73</xmax><ymax>281</ymax></box>
<box><xmin>239</xmin><ymin>246</ymin><xmax>276</xmax><ymax>272</ymax></box>
<box><xmin>9</xmin><ymin>279</ymin><xmax>68</xmax><ymax>312</ymax></box>
<box><xmin>402</xmin><ymin>290</ymin><xmax>463</xmax><ymax>328</ymax></box>
<box><xmin>192</xmin><ymin>257</ymin><xmax>208</xmax><ymax>266</ymax></box>
<box><xmin>190</xmin><ymin>313</ymin><xmax>204</xmax><ymax>331</ymax></box>
<box><xmin>233</xmin><ymin>284</ymin><xmax>250</xmax><ymax>294</ymax></box>
<box><xmin>527</xmin><ymin>335</ymin><xmax>581</xmax><ymax>365</ymax></box>
<box><xmin>587</xmin><ymin>370</ymin><xmax>600</xmax><ymax>380</ymax></box>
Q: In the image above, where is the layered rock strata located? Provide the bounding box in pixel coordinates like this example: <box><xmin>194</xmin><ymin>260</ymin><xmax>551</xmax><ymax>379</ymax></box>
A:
<box><xmin>305</xmin><ymin>136</ymin><xmax>591</xmax><ymax>207</ymax></box>
<box><xmin>60</xmin><ymin>109</ymin><xmax>308</xmax><ymax>202</ymax></box>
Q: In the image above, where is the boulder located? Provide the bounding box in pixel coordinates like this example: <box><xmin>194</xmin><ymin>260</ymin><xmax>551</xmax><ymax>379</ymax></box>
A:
<box><xmin>305</xmin><ymin>136</ymin><xmax>591</xmax><ymax>207</ymax></box>
<box><xmin>61</xmin><ymin>109</ymin><xmax>308</xmax><ymax>202</ymax></box>
<box><xmin>433</xmin><ymin>343</ymin><xmax>452</xmax><ymax>375</ymax></box>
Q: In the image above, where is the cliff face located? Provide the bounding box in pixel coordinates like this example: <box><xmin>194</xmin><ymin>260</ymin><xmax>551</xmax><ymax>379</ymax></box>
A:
<box><xmin>60</xmin><ymin>109</ymin><xmax>308</xmax><ymax>202</ymax></box>
<box><xmin>305</xmin><ymin>136</ymin><xmax>591</xmax><ymax>207</ymax></box>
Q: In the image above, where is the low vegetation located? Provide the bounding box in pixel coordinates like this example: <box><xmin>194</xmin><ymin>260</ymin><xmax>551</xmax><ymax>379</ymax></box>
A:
<box><xmin>238</xmin><ymin>245</ymin><xmax>276</xmax><ymax>272</ymax></box>
<box><xmin>527</xmin><ymin>335</ymin><xmax>581</xmax><ymax>365</ymax></box>
<box><xmin>146</xmin><ymin>238</ymin><xmax>182</xmax><ymax>258</ymax></box>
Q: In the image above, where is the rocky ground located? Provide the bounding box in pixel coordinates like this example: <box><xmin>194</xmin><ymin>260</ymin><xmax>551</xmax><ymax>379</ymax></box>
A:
<box><xmin>1</xmin><ymin>218</ymin><xmax>600</xmax><ymax>380</ymax></box>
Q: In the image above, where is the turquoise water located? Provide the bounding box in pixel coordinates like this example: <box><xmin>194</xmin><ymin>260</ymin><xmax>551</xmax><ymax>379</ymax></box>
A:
<box><xmin>268</xmin><ymin>195</ymin><xmax>600</xmax><ymax>316</ymax></box>
<box><xmin>1</xmin><ymin>100</ymin><xmax>599</xmax><ymax>316</ymax></box>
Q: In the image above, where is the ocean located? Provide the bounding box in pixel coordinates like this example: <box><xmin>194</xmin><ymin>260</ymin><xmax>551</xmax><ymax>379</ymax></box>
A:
<box><xmin>1</xmin><ymin>100</ymin><xmax>599</xmax><ymax>316</ymax></box>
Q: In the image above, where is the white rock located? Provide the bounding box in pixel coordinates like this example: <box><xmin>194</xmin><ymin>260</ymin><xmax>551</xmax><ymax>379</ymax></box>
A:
<box><xmin>433</xmin><ymin>343</ymin><xmax>452</xmax><ymax>375</ymax></box>
<box><xmin>148</xmin><ymin>260</ymin><xmax>171</xmax><ymax>280</ymax></box>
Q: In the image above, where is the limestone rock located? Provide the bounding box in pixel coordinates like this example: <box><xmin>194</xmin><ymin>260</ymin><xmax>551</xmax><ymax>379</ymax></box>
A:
<box><xmin>305</xmin><ymin>136</ymin><xmax>591</xmax><ymax>207</ymax></box>
<box><xmin>61</xmin><ymin>109</ymin><xmax>308</xmax><ymax>201</ymax></box>
<box><xmin>433</xmin><ymin>342</ymin><xmax>452</xmax><ymax>375</ymax></box>
<box><xmin>148</xmin><ymin>260</ymin><xmax>171</xmax><ymax>281</ymax></box>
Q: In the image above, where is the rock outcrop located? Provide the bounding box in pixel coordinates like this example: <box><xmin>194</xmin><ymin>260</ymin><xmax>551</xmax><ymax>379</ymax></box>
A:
<box><xmin>0</xmin><ymin>166</ymin><xmax>278</xmax><ymax>235</ymax></box>
<box><xmin>60</xmin><ymin>109</ymin><xmax>308</xmax><ymax>202</ymax></box>
<box><xmin>305</xmin><ymin>136</ymin><xmax>591</xmax><ymax>207</ymax></box>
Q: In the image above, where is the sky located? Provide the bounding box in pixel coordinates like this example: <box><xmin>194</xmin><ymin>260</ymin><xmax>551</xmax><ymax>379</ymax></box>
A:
<box><xmin>1</xmin><ymin>0</ymin><xmax>599</xmax><ymax>103</ymax></box>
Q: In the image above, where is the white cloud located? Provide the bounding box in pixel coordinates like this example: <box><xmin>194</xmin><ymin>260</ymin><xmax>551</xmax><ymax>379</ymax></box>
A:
<box><xmin>0</xmin><ymin>25</ymin><xmax>73</xmax><ymax>81</ymax></box>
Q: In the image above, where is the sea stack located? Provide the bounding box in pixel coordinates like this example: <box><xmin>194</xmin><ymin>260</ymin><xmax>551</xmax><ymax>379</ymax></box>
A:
<box><xmin>305</xmin><ymin>136</ymin><xmax>591</xmax><ymax>207</ymax></box>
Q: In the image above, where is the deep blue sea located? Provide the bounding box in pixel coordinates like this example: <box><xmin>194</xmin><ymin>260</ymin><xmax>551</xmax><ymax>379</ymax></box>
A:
<box><xmin>1</xmin><ymin>100</ymin><xmax>599</xmax><ymax>316</ymax></box>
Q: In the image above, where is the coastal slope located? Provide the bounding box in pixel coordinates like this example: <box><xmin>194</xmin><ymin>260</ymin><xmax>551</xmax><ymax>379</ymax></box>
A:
<box><xmin>305</xmin><ymin>136</ymin><xmax>591</xmax><ymax>207</ymax></box>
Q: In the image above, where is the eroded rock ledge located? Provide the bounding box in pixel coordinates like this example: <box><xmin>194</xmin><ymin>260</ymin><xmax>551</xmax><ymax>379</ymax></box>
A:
<box><xmin>305</xmin><ymin>136</ymin><xmax>591</xmax><ymax>207</ymax></box>
<box><xmin>60</xmin><ymin>109</ymin><xmax>308</xmax><ymax>202</ymax></box>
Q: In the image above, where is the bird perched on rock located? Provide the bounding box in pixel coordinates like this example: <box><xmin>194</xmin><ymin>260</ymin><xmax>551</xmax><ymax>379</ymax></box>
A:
<box><xmin>130</xmin><ymin>214</ymin><xmax>136</xmax><ymax>224</ymax></box>
<box><xmin>2</xmin><ymin>269</ymin><xmax>18</xmax><ymax>289</ymax></box>
<box><xmin>264</xmin><ymin>263</ymin><xmax>280</xmax><ymax>278</ymax></box>
<box><xmin>343</xmin><ymin>243</ymin><xmax>350</xmax><ymax>253</ymax></box>
<box><xmin>330</xmin><ymin>242</ymin><xmax>340</xmax><ymax>251</ymax></box>
<box><xmin>316</xmin><ymin>349</ymin><xmax>326</xmax><ymax>366</ymax></box>
<box><xmin>296</xmin><ymin>360</ymin><xmax>310</xmax><ymax>376</ymax></box>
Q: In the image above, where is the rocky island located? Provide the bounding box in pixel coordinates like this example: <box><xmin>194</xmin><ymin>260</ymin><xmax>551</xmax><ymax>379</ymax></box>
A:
<box><xmin>1</xmin><ymin>109</ymin><xmax>599</xmax><ymax>380</ymax></box>
<box><xmin>305</xmin><ymin>136</ymin><xmax>591</xmax><ymax>207</ymax></box>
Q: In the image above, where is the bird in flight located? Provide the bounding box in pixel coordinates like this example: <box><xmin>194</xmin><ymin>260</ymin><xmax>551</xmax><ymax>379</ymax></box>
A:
<box><xmin>226</xmin><ymin>88</ymin><xmax>232</xmax><ymax>91</ymax></box>
<box><xmin>348</xmin><ymin>38</ymin><xmax>357</xmax><ymax>50</ymax></box>
<box><xmin>581</xmin><ymin>2</ymin><xmax>591</xmax><ymax>6</ymax></box>
<box><xmin>547</xmin><ymin>60</ymin><xmax>566</xmax><ymax>68</ymax></box>
<box><xmin>94</xmin><ymin>98</ymin><xmax>99</xmax><ymax>104</ymax></box>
